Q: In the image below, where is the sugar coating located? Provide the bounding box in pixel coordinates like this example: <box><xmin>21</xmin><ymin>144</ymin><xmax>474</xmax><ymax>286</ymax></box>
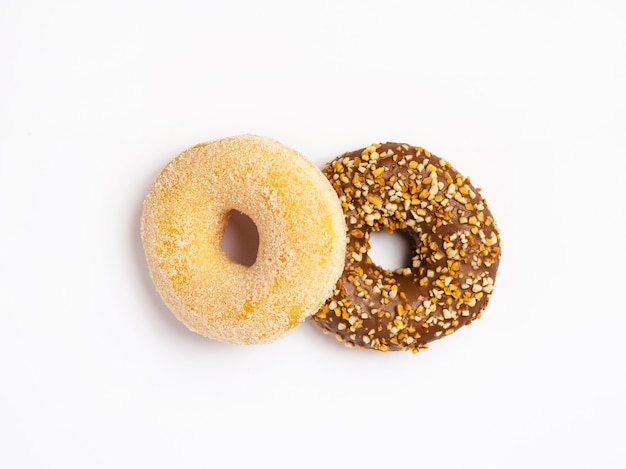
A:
<box><xmin>141</xmin><ymin>135</ymin><xmax>347</xmax><ymax>344</ymax></box>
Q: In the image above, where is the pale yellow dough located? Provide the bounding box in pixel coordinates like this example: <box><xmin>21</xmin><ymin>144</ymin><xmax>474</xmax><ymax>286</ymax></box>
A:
<box><xmin>141</xmin><ymin>135</ymin><xmax>346</xmax><ymax>344</ymax></box>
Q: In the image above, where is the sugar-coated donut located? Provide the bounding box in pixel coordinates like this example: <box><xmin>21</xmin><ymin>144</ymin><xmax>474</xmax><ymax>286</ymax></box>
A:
<box><xmin>312</xmin><ymin>143</ymin><xmax>501</xmax><ymax>352</ymax></box>
<box><xmin>141</xmin><ymin>135</ymin><xmax>346</xmax><ymax>344</ymax></box>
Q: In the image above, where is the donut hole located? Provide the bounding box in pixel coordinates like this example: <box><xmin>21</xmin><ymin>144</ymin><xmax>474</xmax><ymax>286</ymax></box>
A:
<box><xmin>221</xmin><ymin>210</ymin><xmax>259</xmax><ymax>267</ymax></box>
<box><xmin>368</xmin><ymin>230</ymin><xmax>415</xmax><ymax>271</ymax></box>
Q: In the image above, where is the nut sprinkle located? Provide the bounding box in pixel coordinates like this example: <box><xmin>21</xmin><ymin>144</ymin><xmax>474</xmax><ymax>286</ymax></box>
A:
<box><xmin>311</xmin><ymin>143</ymin><xmax>501</xmax><ymax>353</ymax></box>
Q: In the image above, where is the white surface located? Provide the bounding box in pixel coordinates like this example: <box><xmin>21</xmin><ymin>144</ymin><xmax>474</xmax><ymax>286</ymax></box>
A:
<box><xmin>1</xmin><ymin>1</ymin><xmax>625</xmax><ymax>468</ymax></box>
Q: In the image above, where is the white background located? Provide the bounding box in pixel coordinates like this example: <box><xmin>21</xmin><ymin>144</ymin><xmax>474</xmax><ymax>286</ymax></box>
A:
<box><xmin>2</xmin><ymin>1</ymin><xmax>625</xmax><ymax>468</ymax></box>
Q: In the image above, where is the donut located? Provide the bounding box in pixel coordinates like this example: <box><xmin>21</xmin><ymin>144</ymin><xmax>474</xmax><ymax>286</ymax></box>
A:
<box><xmin>141</xmin><ymin>135</ymin><xmax>346</xmax><ymax>344</ymax></box>
<box><xmin>312</xmin><ymin>142</ymin><xmax>501</xmax><ymax>352</ymax></box>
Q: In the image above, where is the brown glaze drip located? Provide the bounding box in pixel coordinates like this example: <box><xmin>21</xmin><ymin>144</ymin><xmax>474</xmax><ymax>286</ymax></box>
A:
<box><xmin>311</xmin><ymin>143</ymin><xmax>502</xmax><ymax>353</ymax></box>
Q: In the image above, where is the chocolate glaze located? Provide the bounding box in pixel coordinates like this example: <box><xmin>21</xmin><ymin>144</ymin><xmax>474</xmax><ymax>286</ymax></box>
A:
<box><xmin>311</xmin><ymin>143</ymin><xmax>501</xmax><ymax>352</ymax></box>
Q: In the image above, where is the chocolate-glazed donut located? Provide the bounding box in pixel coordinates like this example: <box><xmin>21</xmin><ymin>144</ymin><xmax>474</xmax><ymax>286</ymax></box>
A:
<box><xmin>312</xmin><ymin>143</ymin><xmax>501</xmax><ymax>352</ymax></box>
